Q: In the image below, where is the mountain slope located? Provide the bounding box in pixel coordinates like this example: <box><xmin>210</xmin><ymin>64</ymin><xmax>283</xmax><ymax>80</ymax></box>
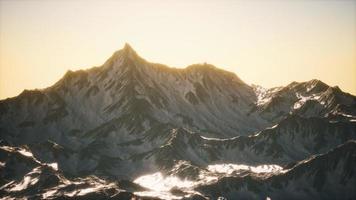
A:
<box><xmin>253</xmin><ymin>80</ymin><xmax>356</xmax><ymax>122</ymax></box>
<box><xmin>196</xmin><ymin>140</ymin><xmax>356</xmax><ymax>200</ymax></box>
<box><xmin>138</xmin><ymin>115</ymin><xmax>356</xmax><ymax>172</ymax></box>
<box><xmin>0</xmin><ymin>144</ymin><xmax>144</xmax><ymax>199</ymax></box>
<box><xmin>0</xmin><ymin>44</ymin><xmax>266</xmax><ymax>144</ymax></box>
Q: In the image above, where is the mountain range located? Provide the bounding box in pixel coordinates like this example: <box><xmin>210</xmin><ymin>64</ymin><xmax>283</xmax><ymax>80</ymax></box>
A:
<box><xmin>1</xmin><ymin>44</ymin><xmax>355</xmax><ymax>200</ymax></box>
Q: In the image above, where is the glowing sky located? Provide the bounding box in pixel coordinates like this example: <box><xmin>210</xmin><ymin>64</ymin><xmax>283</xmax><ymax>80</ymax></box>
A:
<box><xmin>0</xmin><ymin>0</ymin><xmax>355</xmax><ymax>99</ymax></box>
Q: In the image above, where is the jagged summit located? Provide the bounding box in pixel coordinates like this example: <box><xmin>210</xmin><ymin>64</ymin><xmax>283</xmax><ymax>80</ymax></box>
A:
<box><xmin>123</xmin><ymin>42</ymin><xmax>133</xmax><ymax>50</ymax></box>
<box><xmin>121</xmin><ymin>42</ymin><xmax>140</xmax><ymax>57</ymax></box>
<box><xmin>102</xmin><ymin>43</ymin><xmax>144</xmax><ymax>69</ymax></box>
<box><xmin>102</xmin><ymin>44</ymin><xmax>239</xmax><ymax>78</ymax></box>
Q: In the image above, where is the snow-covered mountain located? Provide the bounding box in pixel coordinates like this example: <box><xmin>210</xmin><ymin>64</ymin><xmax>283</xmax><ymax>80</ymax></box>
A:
<box><xmin>1</xmin><ymin>44</ymin><xmax>355</xmax><ymax>199</ymax></box>
<box><xmin>196</xmin><ymin>140</ymin><xmax>356</xmax><ymax>200</ymax></box>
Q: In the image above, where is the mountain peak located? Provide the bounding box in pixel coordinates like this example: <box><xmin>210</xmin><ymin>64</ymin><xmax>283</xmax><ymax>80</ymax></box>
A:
<box><xmin>121</xmin><ymin>43</ymin><xmax>139</xmax><ymax>57</ymax></box>
<box><xmin>122</xmin><ymin>43</ymin><xmax>135</xmax><ymax>53</ymax></box>
<box><xmin>103</xmin><ymin>43</ymin><xmax>143</xmax><ymax>68</ymax></box>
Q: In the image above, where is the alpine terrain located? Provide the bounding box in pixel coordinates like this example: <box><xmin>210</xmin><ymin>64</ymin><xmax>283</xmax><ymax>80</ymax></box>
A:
<box><xmin>1</xmin><ymin>44</ymin><xmax>355</xmax><ymax>200</ymax></box>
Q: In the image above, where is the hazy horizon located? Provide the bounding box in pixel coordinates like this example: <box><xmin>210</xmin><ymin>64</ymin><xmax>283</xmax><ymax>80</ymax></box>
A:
<box><xmin>1</xmin><ymin>0</ymin><xmax>355</xmax><ymax>99</ymax></box>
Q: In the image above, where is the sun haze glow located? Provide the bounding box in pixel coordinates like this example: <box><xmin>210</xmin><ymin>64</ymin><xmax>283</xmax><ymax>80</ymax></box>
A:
<box><xmin>0</xmin><ymin>0</ymin><xmax>355</xmax><ymax>99</ymax></box>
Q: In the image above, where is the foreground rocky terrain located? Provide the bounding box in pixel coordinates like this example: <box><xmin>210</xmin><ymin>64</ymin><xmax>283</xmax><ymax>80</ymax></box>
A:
<box><xmin>1</xmin><ymin>44</ymin><xmax>355</xmax><ymax>199</ymax></box>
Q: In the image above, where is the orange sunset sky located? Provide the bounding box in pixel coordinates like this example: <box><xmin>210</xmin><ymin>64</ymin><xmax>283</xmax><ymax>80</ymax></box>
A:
<box><xmin>0</xmin><ymin>0</ymin><xmax>355</xmax><ymax>99</ymax></box>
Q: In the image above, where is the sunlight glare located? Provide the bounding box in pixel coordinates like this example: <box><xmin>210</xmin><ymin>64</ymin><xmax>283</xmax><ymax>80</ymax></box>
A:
<box><xmin>133</xmin><ymin>172</ymin><xmax>194</xmax><ymax>192</ymax></box>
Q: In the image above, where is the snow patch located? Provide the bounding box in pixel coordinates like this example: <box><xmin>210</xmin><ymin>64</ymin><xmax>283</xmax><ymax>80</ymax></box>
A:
<box><xmin>207</xmin><ymin>163</ymin><xmax>283</xmax><ymax>174</ymax></box>
<box><xmin>293</xmin><ymin>93</ymin><xmax>322</xmax><ymax>110</ymax></box>
<box><xmin>134</xmin><ymin>172</ymin><xmax>194</xmax><ymax>192</ymax></box>
<box><xmin>48</xmin><ymin>163</ymin><xmax>58</xmax><ymax>171</ymax></box>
